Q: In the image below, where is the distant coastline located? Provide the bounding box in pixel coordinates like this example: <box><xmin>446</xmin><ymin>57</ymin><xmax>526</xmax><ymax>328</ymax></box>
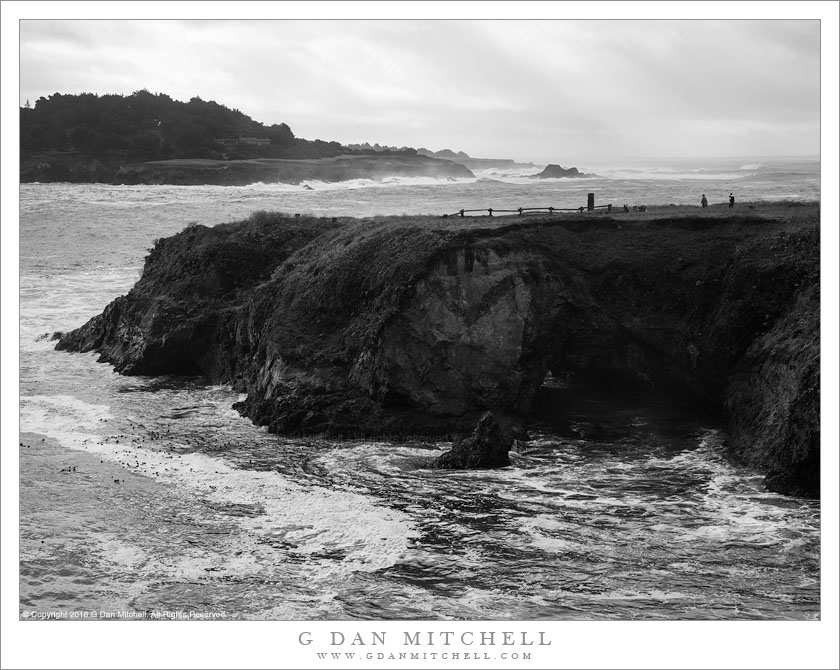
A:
<box><xmin>20</xmin><ymin>152</ymin><xmax>601</xmax><ymax>186</ymax></box>
<box><xmin>19</xmin><ymin>91</ymin><xmax>545</xmax><ymax>185</ymax></box>
<box><xmin>20</xmin><ymin>151</ymin><xmax>595</xmax><ymax>186</ymax></box>
<box><xmin>30</xmin><ymin>154</ymin><xmax>476</xmax><ymax>186</ymax></box>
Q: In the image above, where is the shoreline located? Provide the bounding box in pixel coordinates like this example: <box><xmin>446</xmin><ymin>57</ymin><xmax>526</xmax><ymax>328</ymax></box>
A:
<box><xmin>19</xmin><ymin>153</ymin><xmax>476</xmax><ymax>186</ymax></box>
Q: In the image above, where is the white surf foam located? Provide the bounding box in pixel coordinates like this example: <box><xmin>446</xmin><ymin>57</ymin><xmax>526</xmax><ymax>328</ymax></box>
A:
<box><xmin>20</xmin><ymin>394</ymin><xmax>419</xmax><ymax>577</ymax></box>
<box><xmin>246</xmin><ymin>175</ymin><xmax>476</xmax><ymax>191</ymax></box>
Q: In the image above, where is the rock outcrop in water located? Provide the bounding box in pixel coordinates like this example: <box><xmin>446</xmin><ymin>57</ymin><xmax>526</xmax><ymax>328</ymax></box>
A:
<box><xmin>434</xmin><ymin>411</ymin><xmax>521</xmax><ymax>469</ymax></box>
<box><xmin>55</xmin><ymin>203</ymin><xmax>820</xmax><ymax>497</ymax></box>
<box><xmin>533</xmin><ymin>164</ymin><xmax>593</xmax><ymax>178</ymax></box>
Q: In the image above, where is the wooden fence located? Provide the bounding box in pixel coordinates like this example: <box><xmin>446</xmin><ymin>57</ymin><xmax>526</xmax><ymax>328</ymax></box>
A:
<box><xmin>441</xmin><ymin>193</ymin><xmax>646</xmax><ymax>218</ymax></box>
<box><xmin>442</xmin><ymin>204</ymin><xmax>617</xmax><ymax>218</ymax></box>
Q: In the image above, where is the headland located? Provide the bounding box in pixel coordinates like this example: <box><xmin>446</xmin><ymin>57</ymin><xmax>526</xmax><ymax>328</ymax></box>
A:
<box><xmin>55</xmin><ymin>201</ymin><xmax>820</xmax><ymax>497</ymax></box>
<box><xmin>21</xmin><ymin>153</ymin><xmax>474</xmax><ymax>186</ymax></box>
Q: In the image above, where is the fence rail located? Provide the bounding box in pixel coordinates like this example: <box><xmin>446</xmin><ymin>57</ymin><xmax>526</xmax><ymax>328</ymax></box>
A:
<box><xmin>443</xmin><ymin>204</ymin><xmax>617</xmax><ymax>218</ymax></box>
<box><xmin>441</xmin><ymin>194</ymin><xmax>649</xmax><ymax>218</ymax></box>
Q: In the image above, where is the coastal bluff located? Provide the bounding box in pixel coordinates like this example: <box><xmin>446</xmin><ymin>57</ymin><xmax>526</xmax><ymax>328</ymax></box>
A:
<box><xmin>21</xmin><ymin>153</ymin><xmax>474</xmax><ymax>185</ymax></box>
<box><xmin>55</xmin><ymin>203</ymin><xmax>820</xmax><ymax>497</ymax></box>
<box><xmin>111</xmin><ymin>154</ymin><xmax>474</xmax><ymax>186</ymax></box>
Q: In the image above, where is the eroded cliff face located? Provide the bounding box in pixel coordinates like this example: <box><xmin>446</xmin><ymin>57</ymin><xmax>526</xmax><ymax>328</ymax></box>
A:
<box><xmin>724</xmin><ymin>285</ymin><xmax>820</xmax><ymax>497</ymax></box>
<box><xmin>55</xmin><ymin>212</ymin><xmax>341</xmax><ymax>378</ymax></box>
<box><xmin>56</xmin><ymin>205</ymin><xmax>820</xmax><ymax>496</ymax></box>
<box><xmin>350</xmin><ymin>247</ymin><xmax>543</xmax><ymax>416</ymax></box>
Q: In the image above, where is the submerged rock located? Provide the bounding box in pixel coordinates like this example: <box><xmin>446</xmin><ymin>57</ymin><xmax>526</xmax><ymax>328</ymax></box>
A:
<box><xmin>56</xmin><ymin>204</ymin><xmax>821</xmax><ymax>496</ymax></box>
<box><xmin>434</xmin><ymin>411</ymin><xmax>522</xmax><ymax>469</ymax></box>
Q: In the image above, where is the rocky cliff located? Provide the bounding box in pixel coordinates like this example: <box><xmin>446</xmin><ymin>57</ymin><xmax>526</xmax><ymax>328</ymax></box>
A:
<box><xmin>20</xmin><ymin>152</ymin><xmax>126</xmax><ymax>183</ymax></box>
<box><xmin>55</xmin><ymin>203</ymin><xmax>820</xmax><ymax>497</ymax></box>
<box><xmin>112</xmin><ymin>154</ymin><xmax>474</xmax><ymax>185</ymax></box>
<box><xmin>21</xmin><ymin>153</ymin><xmax>474</xmax><ymax>185</ymax></box>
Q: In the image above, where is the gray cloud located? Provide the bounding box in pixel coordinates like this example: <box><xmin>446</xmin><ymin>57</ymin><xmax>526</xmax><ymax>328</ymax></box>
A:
<box><xmin>18</xmin><ymin>18</ymin><xmax>821</xmax><ymax>162</ymax></box>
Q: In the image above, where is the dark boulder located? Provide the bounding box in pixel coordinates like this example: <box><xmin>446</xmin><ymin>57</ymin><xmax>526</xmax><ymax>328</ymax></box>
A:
<box><xmin>434</xmin><ymin>411</ymin><xmax>523</xmax><ymax>469</ymax></box>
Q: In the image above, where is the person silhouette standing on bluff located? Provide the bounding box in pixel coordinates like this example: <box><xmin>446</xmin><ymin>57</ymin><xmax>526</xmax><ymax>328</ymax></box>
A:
<box><xmin>729</xmin><ymin>193</ymin><xmax>735</xmax><ymax>208</ymax></box>
<box><xmin>701</xmin><ymin>194</ymin><xmax>708</xmax><ymax>208</ymax></box>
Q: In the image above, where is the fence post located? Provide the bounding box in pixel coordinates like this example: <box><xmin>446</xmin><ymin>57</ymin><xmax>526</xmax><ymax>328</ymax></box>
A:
<box><xmin>587</xmin><ymin>193</ymin><xmax>595</xmax><ymax>211</ymax></box>
<box><xmin>488</xmin><ymin>208</ymin><xmax>493</xmax><ymax>216</ymax></box>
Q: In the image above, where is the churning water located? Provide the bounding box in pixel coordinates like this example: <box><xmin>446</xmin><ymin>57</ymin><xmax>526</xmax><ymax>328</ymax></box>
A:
<box><xmin>18</xmin><ymin>158</ymin><xmax>820</xmax><ymax>620</ymax></box>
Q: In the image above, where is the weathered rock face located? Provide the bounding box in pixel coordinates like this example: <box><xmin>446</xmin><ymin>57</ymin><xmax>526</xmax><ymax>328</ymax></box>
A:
<box><xmin>349</xmin><ymin>247</ymin><xmax>544</xmax><ymax>416</ymax></box>
<box><xmin>724</xmin><ymin>284</ymin><xmax>820</xmax><ymax>497</ymax></box>
<box><xmin>56</xmin><ymin>205</ymin><xmax>820</xmax><ymax>497</ymax></box>
<box><xmin>55</xmin><ymin>213</ymin><xmax>341</xmax><ymax>379</ymax></box>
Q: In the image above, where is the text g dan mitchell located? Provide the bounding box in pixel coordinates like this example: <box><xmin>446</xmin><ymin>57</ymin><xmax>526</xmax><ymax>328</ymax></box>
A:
<box><xmin>298</xmin><ymin>631</ymin><xmax>552</xmax><ymax>647</ymax></box>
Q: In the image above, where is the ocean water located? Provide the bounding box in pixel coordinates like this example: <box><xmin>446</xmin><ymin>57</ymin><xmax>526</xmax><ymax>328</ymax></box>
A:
<box><xmin>18</xmin><ymin>157</ymin><xmax>821</xmax><ymax>621</ymax></box>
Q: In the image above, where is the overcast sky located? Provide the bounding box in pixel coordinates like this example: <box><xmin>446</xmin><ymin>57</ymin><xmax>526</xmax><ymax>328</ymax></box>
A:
<box><xmin>15</xmin><ymin>14</ymin><xmax>823</xmax><ymax>164</ymax></box>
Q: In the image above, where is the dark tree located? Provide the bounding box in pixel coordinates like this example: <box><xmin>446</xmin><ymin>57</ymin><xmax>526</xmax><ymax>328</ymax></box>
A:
<box><xmin>19</xmin><ymin>91</ymin><xmax>350</xmax><ymax>161</ymax></box>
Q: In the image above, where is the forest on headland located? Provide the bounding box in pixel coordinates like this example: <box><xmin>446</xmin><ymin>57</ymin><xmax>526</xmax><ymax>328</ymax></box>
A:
<box><xmin>20</xmin><ymin>90</ymin><xmax>420</xmax><ymax>162</ymax></box>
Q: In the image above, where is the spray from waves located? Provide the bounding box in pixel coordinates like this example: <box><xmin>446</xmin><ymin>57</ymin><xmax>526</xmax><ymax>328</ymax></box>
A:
<box><xmin>245</xmin><ymin>175</ymin><xmax>476</xmax><ymax>191</ymax></box>
<box><xmin>247</xmin><ymin>168</ymin><xmax>560</xmax><ymax>190</ymax></box>
<box><xmin>19</xmin><ymin>394</ymin><xmax>419</xmax><ymax>577</ymax></box>
<box><xmin>590</xmin><ymin>167</ymin><xmax>752</xmax><ymax>181</ymax></box>
<box><xmin>472</xmin><ymin>163</ymin><xmax>754</xmax><ymax>184</ymax></box>
<box><xmin>471</xmin><ymin>166</ymin><xmax>545</xmax><ymax>180</ymax></box>
<box><xmin>210</xmin><ymin>180</ymin><xmax>307</xmax><ymax>193</ymax></box>
<box><xmin>20</xmin><ymin>269</ymin><xmax>140</xmax><ymax>347</ymax></box>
